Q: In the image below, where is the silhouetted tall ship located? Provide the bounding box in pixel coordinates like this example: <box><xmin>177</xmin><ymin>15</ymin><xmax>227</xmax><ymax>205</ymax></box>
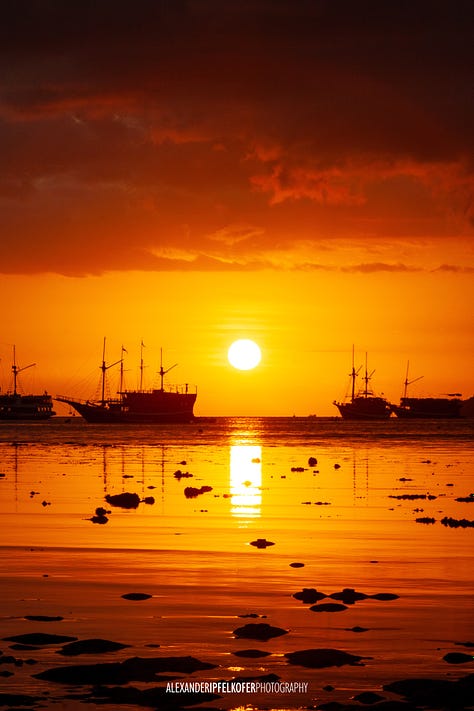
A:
<box><xmin>333</xmin><ymin>349</ymin><xmax>392</xmax><ymax>420</ymax></box>
<box><xmin>56</xmin><ymin>340</ymin><xmax>197</xmax><ymax>423</ymax></box>
<box><xmin>391</xmin><ymin>362</ymin><xmax>463</xmax><ymax>419</ymax></box>
<box><xmin>0</xmin><ymin>347</ymin><xmax>55</xmax><ymax>420</ymax></box>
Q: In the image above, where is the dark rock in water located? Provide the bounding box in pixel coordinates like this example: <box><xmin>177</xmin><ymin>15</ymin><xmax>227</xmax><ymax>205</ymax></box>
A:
<box><xmin>34</xmin><ymin>655</ymin><xmax>217</xmax><ymax>685</ymax></box>
<box><xmin>441</xmin><ymin>516</ymin><xmax>474</xmax><ymax>528</ymax></box>
<box><xmin>121</xmin><ymin>592</ymin><xmax>152</xmax><ymax>601</ymax></box>
<box><xmin>346</xmin><ymin>626</ymin><xmax>369</xmax><ymax>633</ymax></box>
<box><xmin>443</xmin><ymin>652</ymin><xmax>474</xmax><ymax>664</ymax></box>
<box><xmin>384</xmin><ymin>674</ymin><xmax>474</xmax><ymax>708</ymax></box>
<box><xmin>389</xmin><ymin>494</ymin><xmax>437</xmax><ymax>500</ymax></box>
<box><xmin>238</xmin><ymin>613</ymin><xmax>260</xmax><ymax>618</ymax></box>
<box><xmin>250</xmin><ymin>538</ymin><xmax>275</xmax><ymax>549</ymax></box>
<box><xmin>309</xmin><ymin>603</ymin><xmax>348</xmax><ymax>613</ymax></box>
<box><xmin>289</xmin><ymin>562</ymin><xmax>304</xmax><ymax>568</ymax></box>
<box><xmin>233</xmin><ymin>623</ymin><xmax>288</xmax><ymax>641</ymax></box>
<box><xmin>353</xmin><ymin>691</ymin><xmax>385</xmax><ymax>704</ymax></box>
<box><xmin>286</xmin><ymin>648</ymin><xmax>364</xmax><ymax>668</ymax></box>
<box><xmin>24</xmin><ymin>615</ymin><xmax>64</xmax><ymax>622</ymax></box>
<box><xmin>369</xmin><ymin>592</ymin><xmax>399</xmax><ymax>601</ymax></box>
<box><xmin>58</xmin><ymin>639</ymin><xmax>130</xmax><ymax>656</ymax></box>
<box><xmin>9</xmin><ymin>643</ymin><xmax>40</xmax><ymax>651</ymax></box>
<box><xmin>184</xmin><ymin>485</ymin><xmax>213</xmax><ymax>498</ymax></box>
<box><xmin>90</xmin><ymin>514</ymin><xmax>108</xmax><ymax>524</ymax></box>
<box><xmin>105</xmin><ymin>492</ymin><xmax>140</xmax><ymax>509</ymax></box>
<box><xmin>3</xmin><ymin>633</ymin><xmax>77</xmax><ymax>646</ymax></box>
<box><xmin>174</xmin><ymin>469</ymin><xmax>193</xmax><ymax>479</ymax></box>
<box><xmin>455</xmin><ymin>641</ymin><xmax>474</xmax><ymax>648</ymax></box>
<box><xmin>142</xmin><ymin>496</ymin><xmax>155</xmax><ymax>505</ymax></box>
<box><xmin>293</xmin><ymin>588</ymin><xmax>327</xmax><ymax>604</ymax></box>
<box><xmin>455</xmin><ymin>494</ymin><xmax>474</xmax><ymax>503</ymax></box>
<box><xmin>415</xmin><ymin>517</ymin><xmax>436</xmax><ymax>524</ymax></box>
<box><xmin>330</xmin><ymin>588</ymin><xmax>368</xmax><ymax>604</ymax></box>
<box><xmin>0</xmin><ymin>693</ymin><xmax>42</xmax><ymax>707</ymax></box>
<box><xmin>308</xmin><ymin>457</ymin><xmax>318</xmax><ymax>467</ymax></box>
<box><xmin>233</xmin><ymin>649</ymin><xmax>271</xmax><ymax>658</ymax></box>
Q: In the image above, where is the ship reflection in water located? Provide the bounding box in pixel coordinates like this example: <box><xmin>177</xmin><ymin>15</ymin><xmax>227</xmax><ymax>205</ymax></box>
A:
<box><xmin>230</xmin><ymin>445</ymin><xmax>262</xmax><ymax>520</ymax></box>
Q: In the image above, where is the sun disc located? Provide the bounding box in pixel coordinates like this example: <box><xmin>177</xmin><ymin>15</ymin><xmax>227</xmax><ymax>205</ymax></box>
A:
<box><xmin>228</xmin><ymin>339</ymin><xmax>261</xmax><ymax>370</ymax></box>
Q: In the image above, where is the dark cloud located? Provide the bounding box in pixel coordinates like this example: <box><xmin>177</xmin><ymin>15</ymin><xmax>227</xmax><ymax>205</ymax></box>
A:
<box><xmin>0</xmin><ymin>0</ymin><xmax>473</xmax><ymax>275</ymax></box>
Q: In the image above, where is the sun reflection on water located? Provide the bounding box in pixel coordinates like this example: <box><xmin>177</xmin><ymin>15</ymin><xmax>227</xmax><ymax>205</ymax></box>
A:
<box><xmin>230</xmin><ymin>445</ymin><xmax>262</xmax><ymax>520</ymax></box>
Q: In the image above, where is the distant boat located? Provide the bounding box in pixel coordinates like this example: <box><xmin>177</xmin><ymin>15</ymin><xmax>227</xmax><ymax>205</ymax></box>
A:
<box><xmin>56</xmin><ymin>339</ymin><xmax>197</xmax><ymax>424</ymax></box>
<box><xmin>391</xmin><ymin>362</ymin><xmax>463</xmax><ymax>419</ymax></box>
<box><xmin>0</xmin><ymin>347</ymin><xmax>55</xmax><ymax>420</ymax></box>
<box><xmin>333</xmin><ymin>349</ymin><xmax>392</xmax><ymax>420</ymax></box>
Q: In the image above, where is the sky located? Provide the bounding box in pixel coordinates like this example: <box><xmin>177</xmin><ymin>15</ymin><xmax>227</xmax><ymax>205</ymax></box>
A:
<box><xmin>0</xmin><ymin>0</ymin><xmax>473</xmax><ymax>415</ymax></box>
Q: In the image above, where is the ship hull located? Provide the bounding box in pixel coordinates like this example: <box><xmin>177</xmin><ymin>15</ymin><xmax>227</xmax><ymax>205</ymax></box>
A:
<box><xmin>334</xmin><ymin>397</ymin><xmax>392</xmax><ymax>420</ymax></box>
<box><xmin>0</xmin><ymin>394</ymin><xmax>55</xmax><ymax>420</ymax></box>
<box><xmin>57</xmin><ymin>392</ymin><xmax>197</xmax><ymax>424</ymax></box>
<box><xmin>392</xmin><ymin>397</ymin><xmax>462</xmax><ymax>419</ymax></box>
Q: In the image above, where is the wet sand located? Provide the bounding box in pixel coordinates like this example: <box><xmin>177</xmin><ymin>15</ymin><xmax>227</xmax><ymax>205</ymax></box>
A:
<box><xmin>0</xmin><ymin>418</ymin><xmax>473</xmax><ymax>709</ymax></box>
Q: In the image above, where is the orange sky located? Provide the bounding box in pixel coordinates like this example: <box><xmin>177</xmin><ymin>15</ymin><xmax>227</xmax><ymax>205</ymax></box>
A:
<box><xmin>0</xmin><ymin>1</ymin><xmax>473</xmax><ymax>415</ymax></box>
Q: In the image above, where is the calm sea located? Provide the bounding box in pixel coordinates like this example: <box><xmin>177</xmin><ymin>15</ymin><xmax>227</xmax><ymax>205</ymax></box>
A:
<box><xmin>0</xmin><ymin>416</ymin><xmax>473</xmax><ymax>709</ymax></box>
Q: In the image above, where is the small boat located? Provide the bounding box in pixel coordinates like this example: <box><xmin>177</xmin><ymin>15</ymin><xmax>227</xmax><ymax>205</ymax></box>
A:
<box><xmin>333</xmin><ymin>349</ymin><xmax>392</xmax><ymax>420</ymax></box>
<box><xmin>56</xmin><ymin>339</ymin><xmax>197</xmax><ymax>424</ymax></box>
<box><xmin>0</xmin><ymin>347</ymin><xmax>55</xmax><ymax>420</ymax></box>
<box><xmin>391</xmin><ymin>362</ymin><xmax>463</xmax><ymax>418</ymax></box>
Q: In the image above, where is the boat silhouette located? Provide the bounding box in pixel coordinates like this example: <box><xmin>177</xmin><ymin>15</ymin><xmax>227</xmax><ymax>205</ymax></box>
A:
<box><xmin>56</xmin><ymin>339</ymin><xmax>196</xmax><ymax>424</ymax></box>
<box><xmin>0</xmin><ymin>346</ymin><xmax>55</xmax><ymax>420</ymax></box>
<box><xmin>391</xmin><ymin>362</ymin><xmax>463</xmax><ymax>418</ymax></box>
<box><xmin>333</xmin><ymin>348</ymin><xmax>392</xmax><ymax>420</ymax></box>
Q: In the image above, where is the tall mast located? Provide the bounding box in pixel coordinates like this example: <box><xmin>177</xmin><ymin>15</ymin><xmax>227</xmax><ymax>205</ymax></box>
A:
<box><xmin>140</xmin><ymin>340</ymin><xmax>145</xmax><ymax>391</ymax></box>
<box><xmin>349</xmin><ymin>345</ymin><xmax>361</xmax><ymax>402</ymax></box>
<box><xmin>100</xmin><ymin>338</ymin><xmax>122</xmax><ymax>406</ymax></box>
<box><xmin>11</xmin><ymin>345</ymin><xmax>35</xmax><ymax>396</ymax></box>
<box><xmin>403</xmin><ymin>361</ymin><xmax>423</xmax><ymax>399</ymax></box>
<box><xmin>362</xmin><ymin>353</ymin><xmax>375</xmax><ymax>398</ymax></box>
<box><xmin>158</xmin><ymin>348</ymin><xmax>177</xmax><ymax>392</ymax></box>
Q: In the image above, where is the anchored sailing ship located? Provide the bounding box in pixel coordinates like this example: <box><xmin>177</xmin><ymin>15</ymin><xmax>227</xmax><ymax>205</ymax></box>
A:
<box><xmin>56</xmin><ymin>339</ymin><xmax>197</xmax><ymax>423</ymax></box>
<box><xmin>391</xmin><ymin>362</ymin><xmax>463</xmax><ymax>418</ymax></box>
<box><xmin>0</xmin><ymin>347</ymin><xmax>55</xmax><ymax>420</ymax></box>
<box><xmin>333</xmin><ymin>349</ymin><xmax>392</xmax><ymax>420</ymax></box>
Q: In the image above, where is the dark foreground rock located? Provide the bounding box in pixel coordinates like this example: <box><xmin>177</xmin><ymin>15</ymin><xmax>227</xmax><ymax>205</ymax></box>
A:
<box><xmin>105</xmin><ymin>492</ymin><xmax>140</xmax><ymax>509</ymax></box>
<box><xmin>3</xmin><ymin>633</ymin><xmax>77</xmax><ymax>646</ymax></box>
<box><xmin>286</xmin><ymin>648</ymin><xmax>365</xmax><ymax>668</ymax></box>
<box><xmin>33</xmin><ymin>655</ymin><xmax>217</xmax><ymax>685</ymax></box>
<box><xmin>233</xmin><ymin>623</ymin><xmax>288</xmax><ymax>641</ymax></box>
<box><xmin>58</xmin><ymin>638</ymin><xmax>130</xmax><ymax>656</ymax></box>
<box><xmin>384</xmin><ymin>673</ymin><xmax>474</xmax><ymax>709</ymax></box>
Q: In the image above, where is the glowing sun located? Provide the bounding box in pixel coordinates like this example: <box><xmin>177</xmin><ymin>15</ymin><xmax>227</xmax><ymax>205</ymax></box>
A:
<box><xmin>228</xmin><ymin>339</ymin><xmax>262</xmax><ymax>371</ymax></box>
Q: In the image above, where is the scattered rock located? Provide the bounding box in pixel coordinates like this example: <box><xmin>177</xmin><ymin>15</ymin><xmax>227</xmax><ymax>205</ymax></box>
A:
<box><xmin>389</xmin><ymin>494</ymin><xmax>437</xmax><ymax>500</ymax></box>
<box><xmin>346</xmin><ymin>626</ymin><xmax>369</xmax><ymax>633</ymax></box>
<box><xmin>105</xmin><ymin>492</ymin><xmax>140</xmax><ymax>509</ymax></box>
<box><xmin>369</xmin><ymin>592</ymin><xmax>399</xmax><ymax>601</ymax></box>
<box><xmin>233</xmin><ymin>623</ymin><xmax>288</xmax><ymax>641</ymax></box>
<box><xmin>415</xmin><ymin>517</ymin><xmax>436</xmax><ymax>524</ymax></box>
<box><xmin>289</xmin><ymin>562</ymin><xmax>304</xmax><ymax>568</ymax></box>
<box><xmin>309</xmin><ymin>603</ymin><xmax>348</xmax><ymax>613</ymax></box>
<box><xmin>33</xmin><ymin>655</ymin><xmax>216</xmax><ymax>685</ymax></box>
<box><xmin>293</xmin><ymin>588</ymin><xmax>327</xmax><ymax>604</ymax></box>
<box><xmin>58</xmin><ymin>639</ymin><xmax>131</xmax><ymax>656</ymax></box>
<box><xmin>308</xmin><ymin>457</ymin><xmax>317</xmax><ymax>467</ymax></box>
<box><xmin>174</xmin><ymin>470</ymin><xmax>193</xmax><ymax>479</ymax></box>
<box><xmin>250</xmin><ymin>538</ymin><xmax>275</xmax><ymax>549</ymax></box>
<box><xmin>233</xmin><ymin>649</ymin><xmax>271</xmax><ymax>658</ymax></box>
<box><xmin>443</xmin><ymin>652</ymin><xmax>474</xmax><ymax>664</ymax></box>
<box><xmin>353</xmin><ymin>691</ymin><xmax>385</xmax><ymax>704</ymax></box>
<box><xmin>286</xmin><ymin>648</ymin><xmax>364</xmax><ymax>668</ymax></box>
<box><xmin>121</xmin><ymin>593</ymin><xmax>152</xmax><ymax>601</ymax></box>
<box><xmin>455</xmin><ymin>494</ymin><xmax>474</xmax><ymax>503</ymax></box>
<box><xmin>3</xmin><ymin>633</ymin><xmax>77</xmax><ymax>646</ymax></box>
<box><xmin>330</xmin><ymin>588</ymin><xmax>368</xmax><ymax>604</ymax></box>
<box><xmin>184</xmin><ymin>486</ymin><xmax>213</xmax><ymax>498</ymax></box>
<box><xmin>441</xmin><ymin>516</ymin><xmax>474</xmax><ymax>528</ymax></box>
<box><xmin>24</xmin><ymin>615</ymin><xmax>64</xmax><ymax>622</ymax></box>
